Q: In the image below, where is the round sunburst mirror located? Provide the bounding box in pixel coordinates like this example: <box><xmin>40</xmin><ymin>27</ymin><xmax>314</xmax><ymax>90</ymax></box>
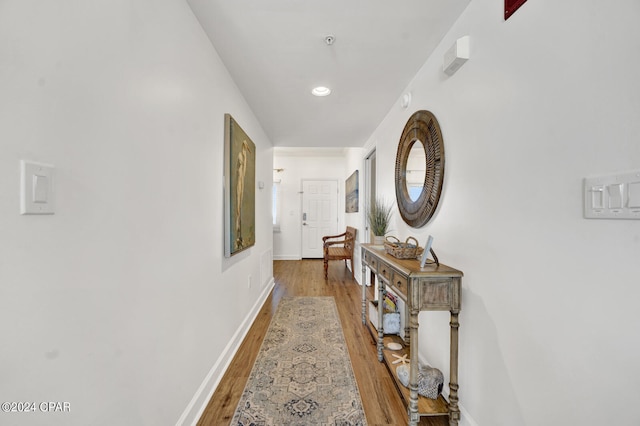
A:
<box><xmin>395</xmin><ymin>110</ymin><xmax>445</xmax><ymax>228</ymax></box>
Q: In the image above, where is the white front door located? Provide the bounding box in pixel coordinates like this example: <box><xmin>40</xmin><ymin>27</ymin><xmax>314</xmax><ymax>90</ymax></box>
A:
<box><xmin>301</xmin><ymin>180</ymin><xmax>338</xmax><ymax>258</ymax></box>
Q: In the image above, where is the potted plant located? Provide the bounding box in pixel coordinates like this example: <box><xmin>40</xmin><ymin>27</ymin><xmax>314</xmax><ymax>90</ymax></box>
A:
<box><xmin>367</xmin><ymin>197</ymin><xmax>393</xmax><ymax>245</ymax></box>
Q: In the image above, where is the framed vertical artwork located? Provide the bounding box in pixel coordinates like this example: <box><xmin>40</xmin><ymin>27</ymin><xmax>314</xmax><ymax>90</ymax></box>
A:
<box><xmin>345</xmin><ymin>170</ymin><xmax>359</xmax><ymax>213</ymax></box>
<box><xmin>505</xmin><ymin>0</ymin><xmax>528</xmax><ymax>20</ymax></box>
<box><xmin>224</xmin><ymin>114</ymin><xmax>256</xmax><ymax>257</ymax></box>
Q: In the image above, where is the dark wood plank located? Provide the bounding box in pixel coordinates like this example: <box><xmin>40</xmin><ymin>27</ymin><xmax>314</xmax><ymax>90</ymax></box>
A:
<box><xmin>197</xmin><ymin>259</ymin><xmax>447</xmax><ymax>426</ymax></box>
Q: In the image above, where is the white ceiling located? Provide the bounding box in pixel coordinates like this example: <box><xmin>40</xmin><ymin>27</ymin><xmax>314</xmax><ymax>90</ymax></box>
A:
<box><xmin>187</xmin><ymin>0</ymin><xmax>470</xmax><ymax>148</ymax></box>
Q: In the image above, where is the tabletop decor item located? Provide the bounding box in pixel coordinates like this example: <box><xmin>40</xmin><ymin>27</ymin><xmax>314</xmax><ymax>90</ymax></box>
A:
<box><xmin>384</xmin><ymin>236</ymin><xmax>424</xmax><ymax>259</ymax></box>
<box><xmin>419</xmin><ymin>235</ymin><xmax>439</xmax><ymax>267</ymax></box>
<box><xmin>368</xmin><ymin>292</ymin><xmax>400</xmax><ymax>335</ymax></box>
<box><xmin>417</xmin><ymin>366</ymin><xmax>445</xmax><ymax>399</ymax></box>
<box><xmin>419</xmin><ymin>235</ymin><xmax>434</xmax><ymax>267</ymax></box>
<box><xmin>396</xmin><ymin>364</ymin><xmax>444</xmax><ymax>400</ymax></box>
<box><xmin>367</xmin><ymin>197</ymin><xmax>393</xmax><ymax>244</ymax></box>
<box><xmin>387</xmin><ymin>342</ymin><xmax>403</xmax><ymax>351</ymax></box>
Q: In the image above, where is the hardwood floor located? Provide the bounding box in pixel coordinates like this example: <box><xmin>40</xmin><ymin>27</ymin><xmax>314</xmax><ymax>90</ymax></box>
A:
<box><xmin>197</xmin><ymin>259</ymin><xmax>448</xmax><ymax>426</ymax></box>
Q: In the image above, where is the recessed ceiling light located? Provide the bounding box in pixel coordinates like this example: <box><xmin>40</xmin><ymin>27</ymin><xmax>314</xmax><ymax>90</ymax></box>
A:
<box><xmin>311</xmin><ymin>86</ymin><xmax>331</xmax><ymax>97</ymax></box>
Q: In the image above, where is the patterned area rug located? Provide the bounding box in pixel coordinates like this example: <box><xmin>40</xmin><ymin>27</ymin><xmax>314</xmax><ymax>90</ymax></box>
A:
<box><xmin>231</xmin><ymin>296</ymin><xmax>367</xmax><ymax>426</ymax></box>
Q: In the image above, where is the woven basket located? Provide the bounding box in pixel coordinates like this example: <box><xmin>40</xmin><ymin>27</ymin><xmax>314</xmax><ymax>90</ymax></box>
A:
<box><xmin>384</xmin><ymin>236</ymin><xmax>424</xmax><ymax>259</ymax></box>
<box><xmin>396</xmin><ymin>364</ymin><xmax>444</xmax><ymax>400</ymax></box>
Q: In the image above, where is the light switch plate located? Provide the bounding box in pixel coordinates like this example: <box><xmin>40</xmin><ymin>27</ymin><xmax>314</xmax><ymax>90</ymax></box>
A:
<box><xmin>21</xmin><ymin>160</ymin><xmax>55</xmax><ymax>215</ymax></box>
<box><xmin>584</xmin><ymin>169</ymin><xmax>640</xmax><ymax>219</ymax></box>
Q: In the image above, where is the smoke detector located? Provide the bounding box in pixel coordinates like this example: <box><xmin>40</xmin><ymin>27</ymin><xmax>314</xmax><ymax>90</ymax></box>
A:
<box><xmin>324</xmin><ymin>35</ymin><xmax>335</xmax><ymax>46</ymax></box>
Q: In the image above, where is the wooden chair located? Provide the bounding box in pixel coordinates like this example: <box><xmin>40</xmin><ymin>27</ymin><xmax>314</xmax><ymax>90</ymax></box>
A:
<box><xmin>322</xmin><ymin>226</ymin><xmax>357</xmax><ymax>279</ymax></box>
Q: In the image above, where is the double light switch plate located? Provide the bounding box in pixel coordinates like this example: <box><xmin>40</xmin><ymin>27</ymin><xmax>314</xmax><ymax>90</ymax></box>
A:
<box><xmin>584</xmin><ymin>169</ymin><xmax>640</xmax><ymax>219</ymax></box>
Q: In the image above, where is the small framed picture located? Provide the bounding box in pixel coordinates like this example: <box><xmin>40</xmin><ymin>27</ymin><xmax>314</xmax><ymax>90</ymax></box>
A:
<box><xmin>420</xmin><ymin>235</ymin><xmax>434</xmax><ymax>268</ymax></box>
<box><xmin>505</xmin><ymin>0</ymin><xmax>527</xmax><ymax>20</ymax></box>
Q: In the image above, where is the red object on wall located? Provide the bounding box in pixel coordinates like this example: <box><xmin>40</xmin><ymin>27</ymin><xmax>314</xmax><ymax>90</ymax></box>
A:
<box><xmin>505</xmin><ymin>0</ymin><xmax>528</xmax><ymax>20</ymax></box>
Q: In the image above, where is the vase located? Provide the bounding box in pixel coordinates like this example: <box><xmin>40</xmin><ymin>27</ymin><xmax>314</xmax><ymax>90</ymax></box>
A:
<box><xmin>373</xmin><ymin>235</ymin><xmax>385</xmax><ymax>245</ymax></box>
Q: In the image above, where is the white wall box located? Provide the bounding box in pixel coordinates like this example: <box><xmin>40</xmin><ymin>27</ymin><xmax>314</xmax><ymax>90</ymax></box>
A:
<box><xmin>443</xmin><ymin>36</ymin><xmax>470</xmax><ymax>76</ymax></box>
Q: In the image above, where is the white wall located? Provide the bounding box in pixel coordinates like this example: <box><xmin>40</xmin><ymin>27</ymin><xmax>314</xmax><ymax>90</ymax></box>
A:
<box><xmin>0</xmin><ymin>1</ymin><xmax>273</xmax><ymax>425</ymax></box>
<box><xmin>366</xmin><ymin>0</ymin><xmax>640</xmax><ymax>425</ymax></box>
<box><xmin>273</xmin><ymin>151</ymin><xmax>348</xmax><ymax>259</ymax></box>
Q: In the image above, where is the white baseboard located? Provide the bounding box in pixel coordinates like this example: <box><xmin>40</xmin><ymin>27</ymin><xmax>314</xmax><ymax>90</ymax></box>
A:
<box><xmin>175</xmin><ymin>278</ymin><xmax>275</xmax><ymax>426</ymax></box>
<box><xmin>458</xmin><ymin>403</ymin><xmax>479</xmax><ymax>426</ymax></box>
<box><xmin>417</xmin><ymin>354</ymin><xmax>479</xmax><ymax>426</ymax></box>
<box><xmin>273</xmin><ymin>255</ymin><xmax>302</xmax><ymax>260</ymax></box>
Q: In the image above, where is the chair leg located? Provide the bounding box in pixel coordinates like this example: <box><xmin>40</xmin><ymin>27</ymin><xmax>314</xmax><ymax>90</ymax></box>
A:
<box><xmin>324</xmin><ymin>259</ymin><xmax>328</xmax><ymax>279</ymax></box>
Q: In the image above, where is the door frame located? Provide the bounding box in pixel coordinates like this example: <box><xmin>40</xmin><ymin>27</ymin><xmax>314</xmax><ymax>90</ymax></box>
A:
<box><xmin>364</xmin><ymin>148</ymin><xmax>377</xmax><ymax>244</ymax></box>
<box><xmin>363</xmin><ymin>148</ymin><xmax>376</xmax><ymax>286</ymax></box>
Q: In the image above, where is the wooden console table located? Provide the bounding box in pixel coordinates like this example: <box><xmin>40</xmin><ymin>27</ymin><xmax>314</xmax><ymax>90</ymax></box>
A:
<box><xmin>360</xmin><ymin>244</ymin><xmax>463</xmax><ymax>426</ymax></box>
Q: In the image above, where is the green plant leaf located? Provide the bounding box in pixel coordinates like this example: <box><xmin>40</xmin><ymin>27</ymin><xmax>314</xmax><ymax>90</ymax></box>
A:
<box><xmin>367</xmin><ymin>197</ymin><xmax>394</xmax><ymax>236</ymax></box>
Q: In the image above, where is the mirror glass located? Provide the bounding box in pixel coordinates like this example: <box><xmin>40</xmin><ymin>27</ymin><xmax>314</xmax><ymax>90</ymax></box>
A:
<box><xmin>405</xmin><ymin>140</ymin><xmax>426</xmax><ymax>202</ymax></box>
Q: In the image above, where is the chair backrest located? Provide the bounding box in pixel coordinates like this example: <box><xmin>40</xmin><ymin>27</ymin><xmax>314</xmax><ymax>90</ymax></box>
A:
<box><xmin>345</xmin><ymin>226</ymin><xmax>357</xmax><ymax>254</ymax></box>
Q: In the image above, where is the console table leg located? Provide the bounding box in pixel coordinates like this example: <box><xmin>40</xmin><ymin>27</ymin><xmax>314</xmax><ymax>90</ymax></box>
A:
<box><xmin>408</xmin><ymin>407</ymin><xmax>420</xmax><ymax>426</ymax></box>
<box><xmin>408</xmin><ymin>306</ymin><xmax>419</xmax><ymax>426</ymax></box>
<box><xmin>404</xmin><ymin>306</ymin><xmax>410</xmax><ymax>346</ymax></box>
<box><xmin>377</xmin><ymin>276</ymin><xmax>384</xmax><ymax>362</ymax></box>
<box><xmin>449</xmin><ymin>311</ymin><xmax>460</xmax><ymax>426</ymax></box>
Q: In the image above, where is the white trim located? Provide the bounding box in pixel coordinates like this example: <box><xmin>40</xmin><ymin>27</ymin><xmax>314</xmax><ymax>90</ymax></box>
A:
<box><xmin>363</xmin><ymin>147</ymin><xmax>376</xmax><ymax>286</ymax></box>
<box><xmin>417</xmin><ymin>353</ymin><xmax>479</xmax><ymax>426</ymax></box>
<box><xmin>272</xmin><ymin>180</ymin><xmax>282</xmax><ymax>232</ymax></box>
<box><xmin>175</xmin><ymin>278</ymin><xmax>275</xmax><ymax>426</ymax></box>
<box><xmin>273</xmin><ymin>255</ymin><xmax>302</xmax><ymax>260</ymax></box>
